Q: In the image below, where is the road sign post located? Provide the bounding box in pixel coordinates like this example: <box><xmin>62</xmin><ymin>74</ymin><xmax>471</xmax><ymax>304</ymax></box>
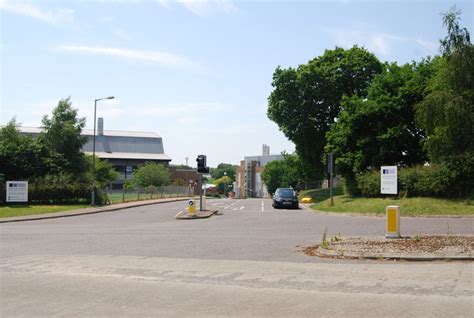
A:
<box><xmin>187</xmin><ymin>199</ymin><xmax>196</xmax><ymax>216</ymax></box>
<box><xmin>327</xmin><ymin>153</ymin><xmax>334</xmax><ymax>206</ymax></box>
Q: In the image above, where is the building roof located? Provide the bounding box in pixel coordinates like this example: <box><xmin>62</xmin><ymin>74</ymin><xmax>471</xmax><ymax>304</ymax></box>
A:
<box><xmin>84</xmin><ymin>152</ymin><xmax>171</xmax><ymax>161</ymax></box>
<box><xmin>17</xmin><ymin>126</ymin><xmax>171</xmax><ymax>162</ymax></box>
<box><xmin>17</xmin><ymin>126</ymin><xmax>161</xmax><ymax>138</ymax></box>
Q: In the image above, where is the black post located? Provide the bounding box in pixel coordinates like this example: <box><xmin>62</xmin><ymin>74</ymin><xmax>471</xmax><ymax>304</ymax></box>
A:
<box><xmin>199</xmin><ymin>174</ymin><xmax>203</xmax><ymax>211</ymax></box>
<box><xmin>328</xmin><ymin>152</ymin><xmax>334</xmax><ymax>206</ymax></box>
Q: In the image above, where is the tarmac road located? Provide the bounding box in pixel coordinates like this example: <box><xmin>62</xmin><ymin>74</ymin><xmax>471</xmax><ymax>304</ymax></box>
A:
<box><xmin>1</xmin><ymin>199</ymin><xmax>472</xmax><ymax>317</ymax></box>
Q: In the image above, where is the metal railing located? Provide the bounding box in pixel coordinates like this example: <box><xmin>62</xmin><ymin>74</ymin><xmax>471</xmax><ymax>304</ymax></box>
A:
<box><xmin>106</xmin><ymin>185</ymin><xmax>192</xmax><ymax>204</ymax></box>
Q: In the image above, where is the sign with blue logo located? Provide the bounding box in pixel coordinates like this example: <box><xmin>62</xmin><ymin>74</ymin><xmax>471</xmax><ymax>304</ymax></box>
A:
<box><xmin>380</xmin><ymin>166</ymin><xmax>397</xmax><ymax>194</ymax></box>
<box><xmin>6</xmin><ymin>181</ymin><xmax>28</xmax><ymax>202</ymax></box>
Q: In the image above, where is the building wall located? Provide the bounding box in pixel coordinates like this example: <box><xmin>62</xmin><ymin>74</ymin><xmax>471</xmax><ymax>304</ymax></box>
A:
<box><xmin>234</xmin><ymin>155</ymin><xmax>283</xmax><ymax>198</ymax></box>
<box><xmin>168</xmin><ymin>167</ymin><xmax>202</xmax><ymax>195</ymax></box>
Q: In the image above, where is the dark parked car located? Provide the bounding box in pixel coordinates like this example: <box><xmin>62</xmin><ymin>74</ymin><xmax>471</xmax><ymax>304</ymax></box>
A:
<box><xmin>272</xmin><ymin>188</ymin><xmax>299</xmax><ymax>209</ymax></box>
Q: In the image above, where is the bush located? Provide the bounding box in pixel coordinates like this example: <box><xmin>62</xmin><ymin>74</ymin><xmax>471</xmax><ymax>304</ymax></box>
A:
<box><xmin>29</xmin><ymin>182</ymin><xmax>90</xmax><ymax>204</ymax></box>
<box><xmin>342</xmin><ymin>177</ymin><xmax>361</xmax><ymax>196</ymax></box>
<box><xmin>398</xmin><ymin>166</ymin><xmax>421</xmax><ymax>197</ymax></box>
<box><xmin>356</xmin><ymin>172</ymin><xmax>380</xmax><ymax>197</ymax></box>
<box><xmin>414</xmin><ymin>164</ymin><xmax>453</xmax><ymax>197</ymax></box>
<box><xmin>355</xmin><ymin>160</ymin><xmax>473</xmax><ymax>199</ymax></box>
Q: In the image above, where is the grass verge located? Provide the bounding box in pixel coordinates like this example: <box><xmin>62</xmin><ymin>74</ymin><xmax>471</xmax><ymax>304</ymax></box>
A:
<box><xmin>311</xmin><ymin>195</ymin><xmax>474</xmax><ymax>216</ymax></box>
<box><xmin>299</xmin><ymin>187</ymin><xmax>343</xmax><ymax>203</ymax></box>
<box><xmin>0</xmin><ymin>204</ymin><xmax>89</xmax><ymax>218</ymax></box>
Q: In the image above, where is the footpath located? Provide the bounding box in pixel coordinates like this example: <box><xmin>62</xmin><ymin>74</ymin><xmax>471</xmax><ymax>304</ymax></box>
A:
<box><xmin>0</xmin><ymin>197</ymin><xmax>192</xmax><ymax>223</ymax></box>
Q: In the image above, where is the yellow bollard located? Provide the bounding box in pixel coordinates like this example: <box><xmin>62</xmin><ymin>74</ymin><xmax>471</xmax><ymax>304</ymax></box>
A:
<box><xmin>386</xmin><ymin>205</ymin><xmax>400</xmax><ymax>238</ymax></box>
<box><xmin>187</xmin><ymin>200</ymin><xmax>196</xmax><ymax>216</ymax></box>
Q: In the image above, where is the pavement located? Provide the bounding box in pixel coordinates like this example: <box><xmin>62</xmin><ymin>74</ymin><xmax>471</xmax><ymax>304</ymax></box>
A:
<box><xmin>0</xmin><ymin>197</ymin><xmax>193</xmax><ymax>223</ymax></box>
<box><xmin>1</xmin><ymin>197</ymin><xmax>472</xmax><ymax>261</ymax></box>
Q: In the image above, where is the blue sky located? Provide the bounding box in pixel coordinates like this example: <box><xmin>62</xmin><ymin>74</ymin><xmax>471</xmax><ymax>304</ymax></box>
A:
<box><xmin>1</xmin><ymin>0</ymin><xmax>472</xmax><ymax>167</ymax></box>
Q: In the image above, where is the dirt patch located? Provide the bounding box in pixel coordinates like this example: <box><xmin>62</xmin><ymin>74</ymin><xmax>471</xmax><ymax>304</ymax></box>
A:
<box><xmin>303</xmin><ymin>235</ymin><xmax>473</xmax><ymax>259</ymax></box>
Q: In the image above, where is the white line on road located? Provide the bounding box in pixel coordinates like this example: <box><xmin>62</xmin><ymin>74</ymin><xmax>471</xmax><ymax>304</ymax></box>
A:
<box><xmin>240</xmin><ymin>206</ymin><xmax>244</xmax><ymax>210</ymax></box>
<box><xmin>261</xmin><ymin>201</ymin><xmax>264</xmax><ymax>212</ymax></box>
<box><xmin>233</xmin><ymin>208</ymin><xmax>238</xmax><ymax>211</ymax></box>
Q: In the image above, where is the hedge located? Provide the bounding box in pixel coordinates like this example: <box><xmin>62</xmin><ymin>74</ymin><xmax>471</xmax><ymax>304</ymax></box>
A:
<box><xmin>355</xmin><ymin>160</ymin><xmax>474</xmax><ymax>198</ymax></box>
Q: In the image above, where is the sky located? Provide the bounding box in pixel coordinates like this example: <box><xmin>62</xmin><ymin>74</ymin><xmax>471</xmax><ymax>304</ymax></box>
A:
<box><xmin>1</xmin><ymin>0</ymin><xmax>473</xmax><ymax>167</ymax></box>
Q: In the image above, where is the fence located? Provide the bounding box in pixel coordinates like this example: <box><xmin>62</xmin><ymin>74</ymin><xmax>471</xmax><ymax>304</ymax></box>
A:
<box><xmin>106</xmin><ymin>185</ymin><xmax>192</xmax><ymax>204</ymax></box>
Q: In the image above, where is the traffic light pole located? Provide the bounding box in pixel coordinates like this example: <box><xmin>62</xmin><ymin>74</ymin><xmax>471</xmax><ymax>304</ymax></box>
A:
<box><xmin>199</xmin><ymin>173</ymin><xmax>203</xmax><ymax>211</ymax></box>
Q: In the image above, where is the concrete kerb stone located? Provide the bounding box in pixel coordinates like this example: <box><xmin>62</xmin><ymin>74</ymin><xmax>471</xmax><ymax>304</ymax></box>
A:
<box><xmin>316</xmin><ymin>246</ymin><xmax>474</xmax><ymax>261</ymax></box>
<box><xmin>0</xmin><ymin>197</ymin><xmax>193</xmax><ymax>223</ymax></box>
<box><xmin>175</xmin><ymin>210</ymin><xmax>219</xmax><ymax>220</ymax></box>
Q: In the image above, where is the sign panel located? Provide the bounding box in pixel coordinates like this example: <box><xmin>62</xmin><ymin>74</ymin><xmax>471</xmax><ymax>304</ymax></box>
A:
<box><xmin>380</xmin><ymin>166</ymin><xmax>397</xmax><ymax>194</ymax></box>
<box><xmin>6</xmin><ymin>181</ymin><xmax>28</xmax><ymax>202</ymax></box>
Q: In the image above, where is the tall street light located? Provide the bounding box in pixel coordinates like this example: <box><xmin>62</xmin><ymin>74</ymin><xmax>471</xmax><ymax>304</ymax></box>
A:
<box><xmin>92</xmin><ymin>96</ymin><xmax>115</xmax><ymax>206</ymax></box>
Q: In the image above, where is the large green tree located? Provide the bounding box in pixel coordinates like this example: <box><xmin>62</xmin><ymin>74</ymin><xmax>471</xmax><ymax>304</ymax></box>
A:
<box><xmin>415</xmin><ymin>8</ymin><xmax>473</xmax><ymax>196</ymax></box>
<box><xmin>326</xmin><ymin>61</ymin><xmax>433</xmax><ymax>191</ymax></box>
<box><xmin>40</xmin><ymin>97</ymin><xmax>88</xmax><ymax>177</ymax></box>
<box><xmin>267</xmin><ymin>46</ymin><xmax>383</xmax><ymax>179</ymax></box>
<box><xmin>133</xmin><ymin>162</ymin><xmax>171</xmax><ymax>188</ymax></box>
<box><xmin>261</xmin><ymin>153</ymin><xmax>305</xmax><ymax>194</ymax></box>
<box><xmin>416</xmin><ymin>8</ymin><xmax>473</xmax><ymax>163</ymax></box>
<box><xmin>0</xmin><ymin>119</ymin><xmax>53</xmax><ymax>180</ymax></box>
<box><xmin>210</xmin><ymin>163</ymin><xmax>237</xmax><ymax>181</ymax></box>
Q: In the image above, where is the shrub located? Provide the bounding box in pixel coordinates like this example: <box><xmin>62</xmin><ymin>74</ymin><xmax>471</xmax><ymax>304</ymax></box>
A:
<box><xmin>356</xmin><ymin>172</ymin><xmax>380</xmax><ymax>197</ymax></box>
<box><xmin>414</xmin><ymin>164</ymin><xmax>453</xmax><ymax>197</ymax></box>
<box><xmin>398</xmin><ymin>166</ymin><xmax>421</xmax><ymax>197</ymax></box>
<box><xmin>29</xmin><ymin>182</ymin><xmax>90</xmax><ymax>204</ymax></box>
<box><xmin>342</xmin><ymin>177</ymin><xmax>360</xmax><ymax>196</ymax></box>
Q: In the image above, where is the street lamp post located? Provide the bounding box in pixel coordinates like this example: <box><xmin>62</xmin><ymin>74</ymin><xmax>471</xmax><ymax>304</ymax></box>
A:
<box><xmin>92</xmin><ymin>96</ymin><xmax>115</xmax><ymax>206</ymax></box>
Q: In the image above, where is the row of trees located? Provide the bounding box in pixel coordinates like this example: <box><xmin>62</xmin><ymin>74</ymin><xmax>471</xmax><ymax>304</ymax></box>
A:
<box><xmin>267</xmin><ymin>8</ymin><xmax>473</xmax><ymax>197</ymax></box>
<box><xmin>0</xmin><ymin>98</ymin><xmax>119</xmax><ymax>203</ymax></box>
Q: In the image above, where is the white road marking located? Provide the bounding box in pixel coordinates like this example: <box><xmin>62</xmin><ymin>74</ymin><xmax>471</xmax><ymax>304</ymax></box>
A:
<box><xmin>224</xmin><ymin>206</ymin><xmax>230</xmax><ymax>210</ymax></box>
<box><xmin>261</xmin><ymin>201</ymin><xmax>264</xmax><ymax>212</ymax></box>
<box><xmin>233</xmin><ymin>208</ymin><xmax>238</xmax><ymax>211</ymax></box>
<box><xmin>240</xmin><ymin>206</ymin><xmax>244</xmax><ymax>210</ymax></box>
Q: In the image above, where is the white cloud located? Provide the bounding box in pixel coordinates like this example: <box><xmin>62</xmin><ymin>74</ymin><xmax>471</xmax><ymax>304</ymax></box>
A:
<box><xmin>56</xmin><ymin>45</ymin><xmax>198</xmax><ymax>68</ymax></box>
<box><xmin>0</xmin><ymin>0</ymin><xmax>74</xmax><ymax>25</ymax></box>
<box><xmin>158</xmin><ymin>0</ymin><xmax>237</xmax><ymax>16</ymax></box>
<box><xmin>326</xmin><ymin>27</ymin><xmax>437</xmax><ymax>57</ymax></box>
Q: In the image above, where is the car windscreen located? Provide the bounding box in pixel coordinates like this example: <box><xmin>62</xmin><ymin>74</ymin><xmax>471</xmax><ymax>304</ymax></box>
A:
<box><xmin>276</xmin><ymin>189</ymin><xmax>295</xmax><ymax>196</ymax></box>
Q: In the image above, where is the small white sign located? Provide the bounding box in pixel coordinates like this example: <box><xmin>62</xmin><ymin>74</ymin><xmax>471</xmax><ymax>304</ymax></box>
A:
<box><xmin>6</xmin><ymin>181</ymin><xmax>28</xmax><ymax>202</ymax></box>
<box><xmin>381</xmin><ymin>166</ymin><xmax>397</xmax><ymax>195</ymax></box>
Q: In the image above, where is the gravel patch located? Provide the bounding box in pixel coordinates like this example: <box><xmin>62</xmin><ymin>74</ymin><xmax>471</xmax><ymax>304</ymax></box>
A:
<box><xmin>304</xmin><ymin>235</ymin><xmax>473</xmax><ymax>260</ymax></box>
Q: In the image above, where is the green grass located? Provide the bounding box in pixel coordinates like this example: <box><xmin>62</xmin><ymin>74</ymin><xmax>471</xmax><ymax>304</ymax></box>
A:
<box><xmin>0</xmin><ymin>204</ymin><xmax>89</xmax><ymax>218</ymax></box>
<box><xmin>107</xmin><ymin>192</ymin><xmax>188</xmax><ymax>204</ymax></box>
<box><xmin>299</xmin><ymin>187</ymin><xmax>343</xmax><ymax>203</ymax></box>
<box><xmin>311</xmin><ymin>195</ymin><xmax>474</xmax><ymax>216</ymax></box>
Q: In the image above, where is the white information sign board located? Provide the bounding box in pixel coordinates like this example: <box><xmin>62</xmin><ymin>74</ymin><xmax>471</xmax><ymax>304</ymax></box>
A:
<box><xmin>6</xmin><ymin>181</ymin><xmax>28</xmax><ymax>202</ymax></box>
<box><xmin>380</xmin><ymin>166</ymin><xmax>397</xmax><ymax>195</ymax></box>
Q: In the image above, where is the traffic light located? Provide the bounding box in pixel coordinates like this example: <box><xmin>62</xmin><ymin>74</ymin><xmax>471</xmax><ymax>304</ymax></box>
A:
<box><xmin>196</xmin><ymin>155</ymin><xmax>209</xmax><ymax>173</ymax></box>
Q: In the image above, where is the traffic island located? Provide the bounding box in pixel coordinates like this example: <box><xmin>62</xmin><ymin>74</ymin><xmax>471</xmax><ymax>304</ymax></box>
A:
<box><xmin>175</xmin><ymin>209</ymin><xmax>219</xmax><ymax>220</ymax></box>
<box><xmin>303</xmin><ymin>235</ymin><xmax>474</xmax><ymax>261</ymax></box>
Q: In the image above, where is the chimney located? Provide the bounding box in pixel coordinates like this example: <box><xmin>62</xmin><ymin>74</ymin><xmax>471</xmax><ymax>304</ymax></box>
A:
<box><xmin>98</xmin><ymin>117</ymin><xmax>104</xmax><ymax>136</ymax></box>
<box><xmin>262</xmin><ymin>144</ymin><xmax>270</xmax><ymax>156</ymax></box>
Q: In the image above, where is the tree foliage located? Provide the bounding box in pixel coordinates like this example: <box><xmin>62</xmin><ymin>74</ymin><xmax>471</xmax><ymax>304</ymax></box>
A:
<box><xmin>210</xmin><ymin>163</ymin><xmax>237</xmax><ymax>181</ymax></box>
<box><xmin>267</xmin><ymin>46</ymin><xmax>383</xmax><ymax>179</ymax></box>
<box><xmin>213</xmin><ymin>175</ymin><xmax>232</xmax><ymax>194</ymax></box>
<box><xmin>0</xmin><ymin>119</ymin><xmax>52</xmax><ymax>180</ymax></box>
<box><xmin>40</xmin><ymin>97</ymin><xmax>88</xmax><ymax>177</ymax></box>
<box><xmin>261</xmin><ymin>153</ymin><xmax>305</xmax><ymax>194</ymax></box>
<box><xmin>326</xmin><ymin>61</ymin><xmax>433</xmax><ymax>185</ymax></box>
<box><xmin>439</xmin><ymin>6</ymin><xmax>471</xmax><ymax>55</ymax></box>
<box><xmin>133</xmin><ymin>162</ymin><xmax>171</xmax><ymax>187</ymax></box>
